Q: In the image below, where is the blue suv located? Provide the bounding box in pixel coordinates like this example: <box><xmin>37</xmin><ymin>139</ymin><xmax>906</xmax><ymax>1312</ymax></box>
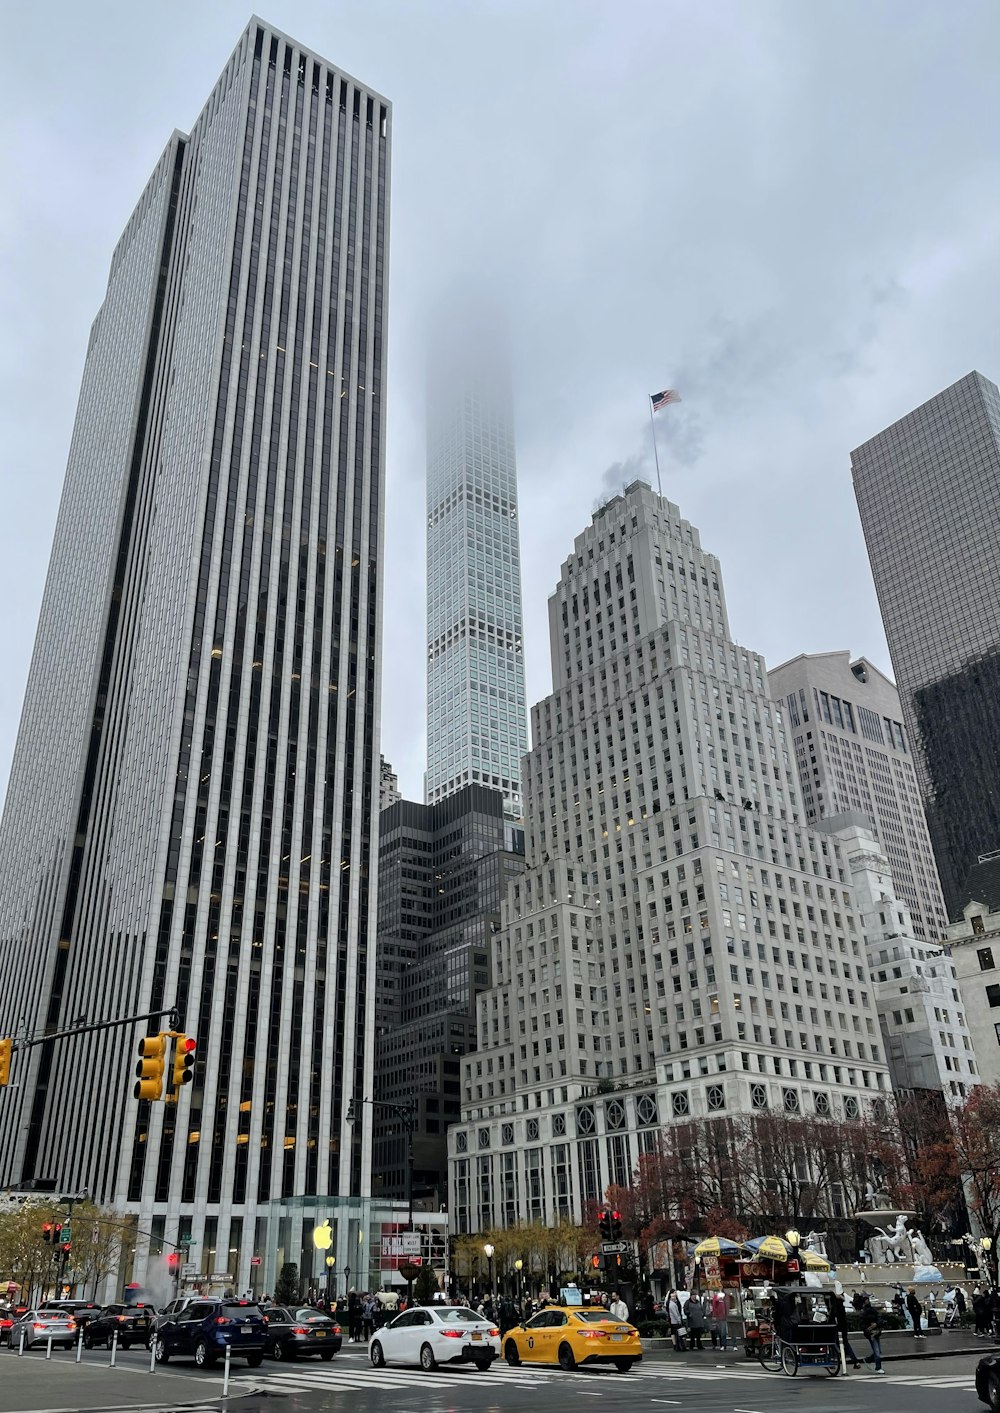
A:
<box><xmin>154</xmin><ymin>1299</ymin><xmax>265</xmax><ymax>1368</ymax></box>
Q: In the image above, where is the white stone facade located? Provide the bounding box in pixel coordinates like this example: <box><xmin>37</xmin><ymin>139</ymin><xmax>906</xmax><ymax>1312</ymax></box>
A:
<box><xmin>449</xmin><ymin>482</ymin><xmax>891</xmax><ymax>1233</ymax></box>
<box><xmin>946</xmin><ymin>901</ymin><xmax>1000</xmax><ymax>1087</ymax></box>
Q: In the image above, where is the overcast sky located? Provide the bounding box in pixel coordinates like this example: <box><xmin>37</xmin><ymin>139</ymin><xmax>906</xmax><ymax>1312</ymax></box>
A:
<box><xmin>2</xmin><ymin>0</ymin><xmax>999</xmax><ymax>805</ymax></box>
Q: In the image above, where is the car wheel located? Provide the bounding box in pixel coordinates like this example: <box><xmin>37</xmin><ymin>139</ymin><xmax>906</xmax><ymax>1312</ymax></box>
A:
<box><xmin>614</xmin><ymin>1359</ymin><xmax>633</xmax><ymax>1372</ymax></box>
<box><xmin>320</xmin><ymin>1350</ymin><xmax>335</xmax><ymax>1360</ymax></box>
<box><xmin>154</xmin><ymin>1338</ymin><xmax>170</xmax><ymax>1364</ymax></box>
<box><xmin>120</xmin><ymin>1339</ymin><xmax>131</xmax><ymax>1351</ymax></box>
<box><xmin>370</xmin><ymin>1340</ymin><xmax>385</xmax><ymax>1368</ymax></box>
<box><xmin>194</xmin><ymin>1339</ymin><xmax>216</xmax><ymax>1368</ymax></box>
<box><xmin>246</xmin><ymin>1352</ymin><xmax>263</xmax><ymax>1368</ymax></box>
<box><xmin>419</xmin><ymin>1342</ymin><xmax>437</xmax><ymax>1372</ymax></box>
<box><xmin>504</xmin><ymin>1339</ymin><xmax>521</xmax><ymax>1367</ymax></box>
<box><xmin>272</xmin><ymin>1340</ymin><xmax>293</xmax><ymax>1361</ymax></box>
<box><xmin>83</xmin><ymin>1332</ymin><xmax>95</xmax><ymax>1350</ymax></box>
<box><xmin>988</xmin><ymin>1373</ymin><xmax>1000</xmax><ymax>1413</ymax></box>
<box><xmin>557</xmin><ymin>1342</ymin><xmax>576</xmax><ymax>1371</ymax></box>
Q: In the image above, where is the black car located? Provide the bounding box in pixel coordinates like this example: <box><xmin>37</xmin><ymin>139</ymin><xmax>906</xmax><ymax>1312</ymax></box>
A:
<box><xmin>83</xmin><ymin>1304</ymin><xmax>156</xmax><ymax>1350</ymax></box>
<box><xmin>977</xmin><ymin>1352</ymin><xmax>1000</xmax><ymax>1411</ymax></box>
<box><xmin>40</xmin><ymin>1300</ymin><xmax>102</xmax><ymax>1329</ymax></box>
<box><xmin>263</xmin><ymin>1306</ymin><xmax>343</xmax><ymax>1361</ymax></box>
<box><xmin>154</xmin><ymin>1298</ymin><xmax>265</xmax><ymax>1369</ymax></box>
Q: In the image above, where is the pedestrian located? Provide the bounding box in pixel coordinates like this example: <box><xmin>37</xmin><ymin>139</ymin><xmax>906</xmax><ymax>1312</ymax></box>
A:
<box><xmin>990</xmin><ymin>1287</ymin><xmax>1000</xmax><ymax>1340</ymax></box>
<box><xmin>666</xmin><ymin>1289</ymin><xmax>686</xmax><ymax>1351</ymax></box>
<box><xmin>830</xmin><ymin>1290</ymin><xmax>862</xmax><ymax>1369</ymax></box>
<box><xmin>860</xmin><ymin>1299</ymin><xmax>885</xmax><ymax>1376</ymax></box>
<box><xmin>499</xmin><ymin>1296</ymin><xmax>518</xmax><ymax>1334</ymax></box>
<box><xmin>609</xmin><ymin>1290</ymin><xmax>629</xmax><ymax>1323</ymax></box>
<box><xmin>361</xmin><ymin>1293</ymin><xmax>376</xmax><ymax>1341</ymax></box>
<box><xmin>709</xmin><ymin>1289</ymin><xmax>729</xmax><ymax>1351</ymax></box>
<box><xmin>906</xmin><ymin>1286</ymin><xmax>924</xmax><ymax>1339</ymax></box>
<box><xmin>348</xmin><ymin>1289</ymin><xmax>361</xmax><ymax>1342</ymax></box>
<box><xmin>973</xmin><ymin>1286</ymin><xmax>989</xmax><ymax>1336</ymax></box>
<box><xmin>686</xmin><ymin>1292</ymin><xmax>707</xmax><ymax>1350</ymax></box>
<box><xmin>955</xmin><ymin>1286</ymin><xmax>967</xmax><ymax>1323</ymax></box>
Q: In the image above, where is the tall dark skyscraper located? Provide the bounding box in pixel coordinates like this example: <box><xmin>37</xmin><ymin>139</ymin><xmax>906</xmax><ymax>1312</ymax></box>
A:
<box><xmin>852</xmin><ymin>371</ymin><xmax>1000</xmax><ymax>917</ymax></box>
<box><xmin>0</xmin><ymin>19</ymin><xmax>389</xmax><ymax>1287</ymax></box>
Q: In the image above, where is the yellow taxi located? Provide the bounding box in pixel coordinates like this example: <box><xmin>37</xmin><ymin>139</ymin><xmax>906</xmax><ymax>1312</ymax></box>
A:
<box><xmin>502</xmin><ymin>1305</ymin><xmax>643</xmax><ymax>1372</ymax></box>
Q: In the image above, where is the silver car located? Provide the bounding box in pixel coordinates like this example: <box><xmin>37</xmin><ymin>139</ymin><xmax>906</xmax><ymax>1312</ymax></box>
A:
<box><xmin>10</xmin><ymin>1308</ymin><xmax>77</xmax><ymax>1349</ymax></box>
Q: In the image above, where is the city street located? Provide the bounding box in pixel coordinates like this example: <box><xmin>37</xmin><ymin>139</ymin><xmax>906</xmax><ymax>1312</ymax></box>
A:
<box><xmin>0</xmin><ymin>1341</ymin><xmax>991</xmax><ymax>1413</ymax></box>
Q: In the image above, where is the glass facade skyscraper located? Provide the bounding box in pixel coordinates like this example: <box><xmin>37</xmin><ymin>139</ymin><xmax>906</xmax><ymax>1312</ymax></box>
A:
<box><xmin>0</xmin><ymin>20</ymin><xmax>389</xmax><ymax>1288</ymax></box>
<box><xmin>425</xmin><ymin>319</ymin><xmax>528</xmax><ymax>817</ymax></box>
<box><xmin>852</xmin><ymin>371</ymin><xmax>1000</xmax><ymax>917</ymax></box>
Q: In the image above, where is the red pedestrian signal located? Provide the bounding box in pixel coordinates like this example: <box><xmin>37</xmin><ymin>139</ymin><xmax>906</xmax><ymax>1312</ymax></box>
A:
<box><xmin>166</xmin><ymin>1252</ymin><xmax>179</xmax><ymax>1272</ymax></box>
<box><xmin>42</xmin><ymin>1223</ymin><xmax>52</xmax><ymax>1243</ymax></box>
<box><xmin>61</xmin><ymin>1242</ymin><xmax>72</xmax><ymax>1256</ymax></box>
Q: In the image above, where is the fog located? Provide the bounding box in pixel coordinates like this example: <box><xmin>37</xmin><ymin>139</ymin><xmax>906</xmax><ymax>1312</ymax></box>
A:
<box><xmin>2</xmin><ymin>0</ymin><xmax>999</xmax><ymax>804</ymax></box>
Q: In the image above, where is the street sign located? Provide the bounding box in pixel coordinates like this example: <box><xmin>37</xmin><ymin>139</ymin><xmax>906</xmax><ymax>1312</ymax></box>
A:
<box><xmin>181</xmin><ymin>1263</ymin><xmax>198</xmax><ymax>1276</ymax></box>
<box><xmin>250</xmin><ymin>1256</ymin><xmax>262</xmax><ymax>1267</ymax></box>
<box><xmin>601</xmin><ymin>1241</ymin><xmax>628</xmax><ymax>1254</ymax></box>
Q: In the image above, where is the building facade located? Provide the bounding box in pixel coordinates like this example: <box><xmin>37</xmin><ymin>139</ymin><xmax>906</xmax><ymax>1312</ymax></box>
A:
<box><xmin>0</xmin><ymin>20</ymin><xmax>390</xmax><ymax>1290</ymax></box>
<box><xmin>945</xmin><ymin>856</ymin><xmax>1000</xmax><ymax>1087</ymax></box>
<box><xmin>373</xmin><ymin>786</ymin><xmax>524</xmax><ymax>1201</ymax></box>
<box><xmin>380</xmin><ymin>755</ymin><xmax>402</xmax><ymax>811</ymax></box>
<box><xmin>825</xmin><ymin>817</ymin><xmax>975</xmax><ymax>1096</ymax></box>
<box><xmin>768</xmin><ymin>652</ymin><xmax>947</xmax><ymax>942</ymax></box>
<box><xmin>852</xmin><ymin>371</ymin><xmax>1000</xmax><ymax>917</ymax></box>
<box><xmin>449</xmin><ymin>482</ymin><xmax>891</xmax><ymax>1233</ymax></box>
<box><xmin>425</xmin><ymin>316</ymin><xmax>528</xmax><ymax>817</ymax></box>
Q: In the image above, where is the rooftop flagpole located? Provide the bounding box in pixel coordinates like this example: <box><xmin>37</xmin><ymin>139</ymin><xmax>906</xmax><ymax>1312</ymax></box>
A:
<box><xmin>648</xmin><ymin>390</ymin><xmax>681</xmax><ymax>499</ymax></box>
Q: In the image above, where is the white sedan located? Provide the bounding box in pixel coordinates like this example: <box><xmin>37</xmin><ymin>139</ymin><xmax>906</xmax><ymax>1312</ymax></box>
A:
<box><xmin>369</xmin><ymin>1305</ymin><xmax>500</xmax><ymax>1372</ymax></box>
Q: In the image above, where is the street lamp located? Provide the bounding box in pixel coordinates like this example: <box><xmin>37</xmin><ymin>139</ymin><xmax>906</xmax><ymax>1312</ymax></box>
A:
<box><xmin>347</xmin><ymin>1096</ymin><xmax>417</xmax><ymax>1229</ymax></box>
<box><xmin>483</xmin><ymin>1243</ymin><xmax>495</xmax><ymax>1305</ymax></box>
<box><xmin>325</xmin><ymin>1255</ymin><xmax>335</xmax><ymax>1304</ymax></box>
<box><xmin>514</xmin><ymin>1258</ymin><xmax>523</xmax><ymax>1309</ymax></box>
<box><xmin>982</xmin><ymin>1236</ymin><xmax>995</xmax><ymax>1284</ymax></box>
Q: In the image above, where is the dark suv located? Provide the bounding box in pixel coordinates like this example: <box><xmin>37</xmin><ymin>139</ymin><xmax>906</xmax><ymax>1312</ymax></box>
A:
<box><xmin>154</xmin><ymin>1299</ymin><xmax>265</xmax><ymax>1368</ymax></box>
<box><xmin>83</xmin><ymin>1304</ymin><xmax>156</xmax><ymax>1350</ymax></box>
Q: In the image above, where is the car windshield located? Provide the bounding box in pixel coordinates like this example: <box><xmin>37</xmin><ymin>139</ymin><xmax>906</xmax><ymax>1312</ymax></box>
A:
<box><xmin>290</xmin><ymin>1308</ymin><xmax>332</xmax><ymax>1323</ymax></box>
<box><xmin>435</xmin><ymin>1308</ymin><xmax>482</xmax><ymax>1323</ymax></box>
<box><xmin>574</xmin><ymin>1311</ymin><xmax>619</xmax><ymax>1323</ymax></box>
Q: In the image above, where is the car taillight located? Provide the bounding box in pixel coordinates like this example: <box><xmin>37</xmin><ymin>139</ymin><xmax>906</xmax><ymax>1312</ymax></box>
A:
<box><xmin>332</xmin><ymin>1326</ymin><xmax>341</xmax><ymax>1335</ymax></box>
<box><xmin>216</xmin><ymin>1317</ymin><xmax>230</xmax><ymax>1325</ymax></box>
<box><xmin>579</xmin><ymin>1330</ymin><xmax>604</xmax><ymax>1339</ymax></box>
<box><xmin>441</xmin><ymin>1328</ymin><xmax>464</xmax><ymax>1338</ymax></box>
<box><xmin>117</xmin><ymin>1315</ymin><xmax>127</xmax><ymax>1323</ymax></box>
<box><xmin>292</xmin><ymin>1326</ymin><xmax>309</xmax><ymax>1334</ymax></box>
<box><xmin>33</xmin><ymin>1323</ymin><xmax>46</xmax><ymax>1330</ymax></box>
<box><xmin>488</xmin><ymin>1327</ymin><xmax>499</xmax><ymax>1337</ymax></box>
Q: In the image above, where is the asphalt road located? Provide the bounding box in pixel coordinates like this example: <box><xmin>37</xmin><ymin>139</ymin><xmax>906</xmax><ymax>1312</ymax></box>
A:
<box><xmin>0</xmin><ymin>1340</ymin><xmax>990</xmax><ymax>1413</ymax></box>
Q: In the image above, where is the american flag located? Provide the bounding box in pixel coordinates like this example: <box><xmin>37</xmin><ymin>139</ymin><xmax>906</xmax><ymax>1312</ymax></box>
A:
<box><xmin>650</xmin><ymin>389</ymin><xmax>681</xmax><ymax>412</ymax></box>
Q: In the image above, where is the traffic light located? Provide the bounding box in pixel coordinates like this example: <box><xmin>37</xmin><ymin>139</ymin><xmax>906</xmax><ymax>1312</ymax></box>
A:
<box><xmin>42</xmin><ymin>1223</ymin><xmax>52</xmax><ymax>1244</ymax></box>
<box><xmin>598</xmin><ymin>1210</ymin><xmax>612</xmax><ymax>1241</ymax></box>
<box><xmin>53</xmin><ymin>1224</ymin><xmax>62</xmax><ymax>1243</ymax></box>
<box><xmin>166</xmin><ymin>1252</ymin><xmax>179</xmax><ymax>1273</ymax></box>
<box><xmin>134</xmin><ymin>1034</ymin><xmax>167</xmax><ymax>1101</ymax></box>
<box><xmin>590</xmin><ymin>1254</ymin><xmax>601</xmax><ymax>1270</ymax></box>
<box><xmin>61</xmin><ymin>1242</ymin><xmax>71</xmax><ymax>1257</ymax></box>
<box><xmin>0</xmin><ymin>1037</ymin><xmax>11</xmax><ymax>1087</ymax></box>
<box><xmin>610</xmin><ymin>1210</ymin><xmax>623</xmax><ymax>1241</ymax></box>
<box><xmin>170</xmin><ymin>1035</ymin><xmax>196</xmax><ymax>1094</ymax></box>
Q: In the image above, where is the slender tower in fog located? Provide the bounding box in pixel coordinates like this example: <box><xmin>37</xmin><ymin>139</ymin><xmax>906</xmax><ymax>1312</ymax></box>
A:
<box><xmin>425</xmin><ymin>313</ymin><xmax>528</xmax><ymax>818</ymax></box>
<box><xmin>0</xmin><ymin>19</ymin><xmax>389</xmax><ymax>1284</ymax></box>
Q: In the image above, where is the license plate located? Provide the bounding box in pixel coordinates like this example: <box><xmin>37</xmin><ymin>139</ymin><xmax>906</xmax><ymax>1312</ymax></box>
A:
<box><xmin>315</xmin><ymin>1331</ymin><xmax>326</xmax><ymax>1338</ymax></box>
<box><xmin>241</xmin><ymin>1325</ymin><xmax>252</xmax><ymax>1333</ymax></box>
<box><xmin>471</xmin><ymin>1331</ymin><xmax>482</xmax><ymax>1341</ymax></box>
<box><xmin>611</xmin><ymin>1333</ymin><xmax>625</xmax><ymax>1341</ymax></box>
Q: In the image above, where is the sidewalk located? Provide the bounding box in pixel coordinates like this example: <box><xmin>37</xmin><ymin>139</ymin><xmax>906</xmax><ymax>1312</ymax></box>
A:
<box><xmin>645</xmin><ymin>1329</ymin><xmax>1000</xmax><ymax>1364</ymax></box>
<box><xmin>0</xmin><ymin>1350</ymin><xmax>235</xmax><ymax>1413</ymax></box>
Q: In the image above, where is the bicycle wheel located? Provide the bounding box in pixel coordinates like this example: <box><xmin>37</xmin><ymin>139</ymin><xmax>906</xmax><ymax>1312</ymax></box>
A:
<box><xmin>758</xmin><ymin>1336</ymin><xmax>783</xmax><ymax>1373</ymax></box>
<box><xmin>780</xmin><ymin>1343</ymin><xmax>799</xmax><ymax>1376</ymax></box>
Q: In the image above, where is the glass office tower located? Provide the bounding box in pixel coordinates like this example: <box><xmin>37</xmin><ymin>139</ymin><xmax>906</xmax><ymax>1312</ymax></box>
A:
<box><xmin>0</xmin><ymin>19</ymin><xmax>389</xmax><ymax>1289</ymax></box>
<box><xmin>425</xmin><ymin>317</ymin><xmax>528</xmax><ymax>818</ymax></box>
<box><xmin>852</xmin><ymin>371</ymin><xmax>1000</xmax><ymax>917</ymax></box>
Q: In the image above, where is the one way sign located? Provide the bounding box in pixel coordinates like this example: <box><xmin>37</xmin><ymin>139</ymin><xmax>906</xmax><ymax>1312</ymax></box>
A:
<box><xmin>601</xmin><ymin>1241</ymin><xmax>628</xmax><ymax>1254</ymax></box>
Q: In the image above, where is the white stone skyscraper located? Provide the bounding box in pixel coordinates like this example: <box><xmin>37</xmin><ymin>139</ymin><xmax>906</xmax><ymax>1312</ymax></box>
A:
<box><xmin>449</xmin><ymin>482</ymin><xmax>891</xmax><ymax>1232</ymax></box>
<box><xmin>425</xmin><ymin>315</ymin><xmax>528</xmax><ymax>818</ymax></box>
<box><xmin>0</xmin><ymin>20</ymin><xmax>389</xmax><ymax>1286</ymax></box>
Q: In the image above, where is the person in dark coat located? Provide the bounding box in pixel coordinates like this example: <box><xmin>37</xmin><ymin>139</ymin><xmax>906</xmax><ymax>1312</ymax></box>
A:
<box><xmin>905</xmin><ymin>1286</ymin><xmax>924</xmax><ymax>1339</ymax></box>
<box><xmin>685</xmin><ymin>1292</ymin><xmax>707</xmax><ymax>1350</ymax></box>
<box><xmin>830</xmin><ymin>1291</ymin><xmax>862</xmax><ymax>1368</ymax></box>
<box><xmin>973</xmin><ymin>1287</ymin><xmax>989</xmax><ymax>1336</ymax></box>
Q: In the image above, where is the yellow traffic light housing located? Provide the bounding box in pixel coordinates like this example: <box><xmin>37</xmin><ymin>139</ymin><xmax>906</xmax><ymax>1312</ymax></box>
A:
<box><xmin>134</xmin><ymin>1034</ymin><xmax>167</xmax><ymax>1101</ymax></box>
<box><xmin>0</xmin><ymin>1037</ymin><xmax>11</xmax><ymax>1087</ymax></box>
<box><xmin>170</xmin><ymin>1035</ymin><xmax>196</xmax><ymax>1094</ymax></box>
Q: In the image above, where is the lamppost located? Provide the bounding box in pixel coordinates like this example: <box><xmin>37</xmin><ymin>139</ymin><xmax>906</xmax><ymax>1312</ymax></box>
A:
<box><xmin>785</xmin><ymin>1229</ymin><xmax>802</xmax><ymax>1285</ymax></box>
<box><xmin>347</xmin><ymin>1096</ymin><xmax>417</xmax><ymax>1228</ymax></box>
<box><xmin>325</xmin><ymin>1256</ymin><xmax>335</xmax><ymax>1304</ymax></box>
<box><xmin>981</xmin><ymin>1236</ymin><xmax>995</xmax><ymax>1286</ymax></box>
<box><xmin>514</xmin><ymin>1258</ymin><xmax>523</xmax><ymax>1310</ymax></box>
<box><xmin>483</xmin><ymin>1243</ymin><xmax>495</xmax><ymax>1307</ymax></box>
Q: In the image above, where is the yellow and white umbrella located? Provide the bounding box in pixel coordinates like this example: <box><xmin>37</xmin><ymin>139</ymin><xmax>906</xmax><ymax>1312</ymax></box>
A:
<box><xmin>801</xmin><ymin>1249</ymin><xmax>832</xmax><ymax>1272</ymax></box>
<box><xmin>693</xmin><ymin>1236</ymin><xmax>743</xmax><ymax>1257</ymax></box>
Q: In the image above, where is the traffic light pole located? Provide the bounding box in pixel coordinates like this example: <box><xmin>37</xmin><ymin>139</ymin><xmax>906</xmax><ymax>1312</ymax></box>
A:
<box><xmin>1</xmin><ymin>1004</ymin><xmax>183</xmax><ymax>1073</ymax></box>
